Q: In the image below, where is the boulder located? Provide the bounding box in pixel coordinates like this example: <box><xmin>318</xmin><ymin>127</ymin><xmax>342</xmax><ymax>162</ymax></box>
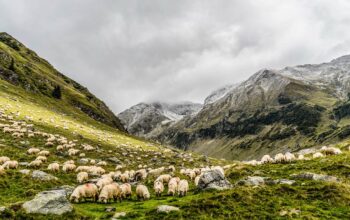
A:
<box><xmin>291</xmin><ymin>172</ymin><xmax>339</xmax><ymax>182</ymax></box>
<box><xmin>22</xmin><ymin>190</ymin><xmax>73</xmax><ymax>215</ymax></box>
<box><xmin>32</xmin><ymin>170</ymin><xmax>58</xmax><ymax>181</ymax></box>
<box><xmin>237</xmin><ymin>176</ymin><xmax>266</xmax><ymax>186</ymax></box>
<box><xmin>198</xmin><ymin>170</ymin><xmax>233</xmax><ymax>190</ymax></box>
<box><xmin>108</xmin><ymin>157</ymin><xmax>121</xmax><ymax>164</ymax></box>
<box><xmin>157</xmin><ymin>205</ymin><xmax>180</xmax><ymax>213</ymax></box>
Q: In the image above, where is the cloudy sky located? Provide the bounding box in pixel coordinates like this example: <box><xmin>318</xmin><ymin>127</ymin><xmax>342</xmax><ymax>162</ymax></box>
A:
<box><xmin>1</xmin><ymin>0</ymin><xmax>350</xmax><ymax>113</ymax></box>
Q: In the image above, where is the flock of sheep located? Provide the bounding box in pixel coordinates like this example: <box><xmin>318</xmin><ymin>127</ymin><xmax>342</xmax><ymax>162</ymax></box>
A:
<box><xmin>243</xmin><ymin>146</ymin><xmax>343</xmax><ymax>166</ymax></box>
<box><xmin>0</xmin><ymin>109</ymin><xmax>231</xmax><ymax>204</ymax></box>
<box><xmin>0</xmin><ymin>107</ymin><xmax>347</xmax><ymax>206</ymax></box>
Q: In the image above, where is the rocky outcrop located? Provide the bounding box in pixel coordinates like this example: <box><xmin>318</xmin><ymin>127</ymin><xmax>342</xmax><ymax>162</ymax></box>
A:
<box><xmin>31</xmin><ymin>170</ymin><xmax>58</xmax><ymax>181</ymax></box>
<box><xmin>197</xmin><ymin>170</ymin><xmax>233</xmax><ymax>190</ymax></box>
<box><xmin>157</xmin><ymin>205</ymin><xmax>180</xmax><ymax>213</ymax></box>
<box><xmin>291</xmin><ymin>173</ymin><xmax>339</xmax><ymax>182</ymax></box>
<box><xmin>22</xmin><ymin>189</ymin><xmax>73</xmax><ymax>215</ymax></box>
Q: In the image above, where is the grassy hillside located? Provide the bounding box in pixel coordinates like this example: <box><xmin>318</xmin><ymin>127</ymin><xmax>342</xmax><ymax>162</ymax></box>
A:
<box><xmin>0</xmin><ymin>32</ymin><xmax>125</xmax><ymax>131</ymax></box>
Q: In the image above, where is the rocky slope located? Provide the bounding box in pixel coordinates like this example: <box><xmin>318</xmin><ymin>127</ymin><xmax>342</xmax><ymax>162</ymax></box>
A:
<box><xmin>157</xmin><ymin>55</ymin><xmax>350</xmax><ymax>160</ymax></box>
<box><xmin>118</xmin><ymin>102</ymin><xmax>202</xmax><ymax>137</ymax></box>
<box><xmin>0</xmin><ymin>32</ymin><xmax>125</xmax><ymax>131</ymax></box>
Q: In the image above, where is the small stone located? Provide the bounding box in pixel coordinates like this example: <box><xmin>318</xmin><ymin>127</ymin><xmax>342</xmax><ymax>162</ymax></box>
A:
<box><xmin>238</xmin><ymin>176</ymin><xmax>265</xmax><ymax>186</ymax></box>
<box><xmin>19</xmin><ymin>169</ymin><xmax>31</xmax><ymax>175</ymax></box>
<box><xmin>157</xmin><ymin>205</ymin><xmax>180</xmax><ymax>213</ymax></box>
<box><xmin>279</xmin><ymin>210</ymin><xmax>288</xmax><ymax>216</ymax></box>
<box><xmin>113</xmin><ymin>212</ymin><xmax>126</xmax><ymax>218</ymax></box>
<box><xmin>104</xmin><ymin>207</ymin><xmax>116</xmax><ymax>212</ymax></box>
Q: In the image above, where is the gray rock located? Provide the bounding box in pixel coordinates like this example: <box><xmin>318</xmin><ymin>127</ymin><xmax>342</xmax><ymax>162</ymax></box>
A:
<box><xmin>157</xmin><ymin>205</ymin><xmax>180</xmax><ymax>213</ymax></box>
<box><xmin>78</xmin><ymin>158</ymin><xmax>89</xmax><ymax>164</ymax></box>
<box><xmin>19</xmin><ymin>169</ymin><xmax>31</xmax><ymax>175</ymax></box>
<box><xmin>198</xmin><ymin>170</ymin><xmax>233</xmax><ymax>190</ymax></box>
<box><xmin>291</xmin><ymin>172</ymin><xmax>339</xmax><ymax>182</ymax></box>
<box><xmin>265</xmin><ymin>179</ymin><xmax>296</xmax><ymax>185</ymax></box>
<box><xmin>104</xmin><ymin>207</ymin><xmax>116</xmax><ymax>212</ymax></box>
<box><xmin>54</xmin><ymin>185</ymin><xmax>75</xmax><ymax>196</ymax></box>
<box><xmin>0</xmin><ymin>206</ymin><xmax>6</xmax><ymax>212</ymax></box>
<box><xmin>238</xmin><ymin>176</ymin><xmax>265</xmax><ymax>186</ymax></box>
<box><xmin>111</xmin><ymin>212</ymin><xmax>127</xmax><ymax>220</ymax></box>
<box><xmin>19</xmin><ymin>162</ymin><xmax>29</xmax><ymax>167</ymax></box>
<box><xmin>32</xmin><ymin>170</ymin><xmax>58</xmax><ymax>181</ymax></box>
<box><xmin>108</xmin><ymin>157</ymin><xmax>121</xmax><ymax>164</ymax></box>
<box><xmin>22</xmin><ymin>190</ymin><xmax>73</xmax><ymax>215</ymax></box>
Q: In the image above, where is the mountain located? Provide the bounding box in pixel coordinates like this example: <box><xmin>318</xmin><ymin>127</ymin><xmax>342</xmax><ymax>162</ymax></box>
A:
<box><xmin>157</xmin><ymin>55</ymin><xmax>350</xmax><ymax>160</ymax></box>
<box><xmin>203</xmin><ymin>83</ymin><xmax>238</xmax><ymax>106</ymax></box>
<box><xmin>0</xmin><ymin>32</ymin><xmax>125</xmax><ymax>131</ymax></box>
<box><xmin>118</xmin><ymin>101</ymin><xmax>202</xmax><ymax>138</ymax></box>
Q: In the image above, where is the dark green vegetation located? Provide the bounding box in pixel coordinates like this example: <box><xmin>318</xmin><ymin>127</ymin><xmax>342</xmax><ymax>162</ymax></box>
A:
<box><xmin>0</xmin><ymin>32</ymin><xmax>125</xmax><ymax>131</ymax></box>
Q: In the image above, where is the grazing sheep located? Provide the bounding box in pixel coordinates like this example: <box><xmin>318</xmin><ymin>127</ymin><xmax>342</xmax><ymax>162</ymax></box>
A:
<box><xmin>154</xmin><ymin>180</ymin><xmax>164</xmax><ymax>197</ymax></box>
<box><xmin>148</xmin><ymin>167</ymin><xmax>165</xmax><ymax>176</ymax></box>
<box><xmin>63</xmin><ymin>163</ymin><xmax>76</xmax><ymax>172</ymax></box>
<box><xmin>2</xmin><ymin>160</ymin><xmax>18</xmax><ymax>169</ymax></box>
<box><xmin>119</xmin><ymin>183</ymin><xmax>132</xmax><ymax>199</ymax></box>
<box><xmin>47</xmin><ymin>163</ymin><xmax>59</xmax><ymax>172</ymax></box>
<box><xmin>38</xmin><ymin>150</ymin><xmax>50</xmax><ymax>156</ymax></box>
<box><xmin>0</xmin><ymin>156</ymin><xmax>10</xmax><ymax>164</ymax></box>
<box><xmin>168</xmin><ymin>165</ymin><xmax>176</xmax><ymax>172</ymax></box>
<box><xmin>261</xmin><ymin>155</ymin><xmax>274</xmax><ymax>164</ymax></box>
<box><xmin>274</xmin><ymin>153</ymin><xmax>285</xmax><ymax>163</ymax></box>
<box><xmin>284</xmin><ymin>152</ymin><xmax>296</xmax><ymax>163</ymax></box>
<box><xmin>194</xmin><ymin>175</ymin><xmax>201</xmax><ymax>186</ymax></box>
<box><xmin>120</xmin><ymin>173</ymin><xmax>129</xmax><ymax>183</ymax></box>
<box><xmin>178</xmin><ymin>179</ymin><xmax>189</xmax><ymax>197</ymax></box>
<box><xmin>134</xmin><ymin>169</ymin><xmax>147</xmax><ymax>181</ymax></box>
<box><xmin>35</xmin><ymin>156</ymin><xmax>47</xmax><ymax>162</ymax></box>
<box><xmin>77</xmin><ymin>172</ymin><xmax>89</xmax><ymax>183</ymax></box>
<box><xmin>297</xmin><ymin>154</ymin><xmax>305</xmax><ymax>160</ymax></box>
<box><xmin>98</xmin><ymin>183</ymin><xmax>122</xmax><ymax>203</ymax></box>
<box><xmin>136</xmin><ymin>184</ymin><xmax>150</xmax><ymax>201</ymax></box>
<box><xmin>0</xmin><ymin>166</ymin><xmax>5</xmax><ymax>175</ymax></box>
<box><xmin>70</xmin><ymin>183</ymin><xmax>99</xmax><ymax>203</ymax></box>
<box><xmin>29</xmin><ymin>160</ymin><xmax>43</xmax><ymax>168</ymax></box>
<box><xmin>68</xmin><ymin>149</ymin><xmax>79</xmax><ymax>156</ymax></box>
<box><xmin>321</xmin><ymin>146</ymin><xmax>342</xmax><ymax>155</ymax></box>
<box><xmin>56</xmin><ymin>145</ymin><xmax>64</xmax><ymax>151</ymax></box>
<box><xmin>115</xmin><ymin>165</ymin><xmax>123</xmax><ymax>170</ymax></box>
<box><xmin>168</xmin><ymin>177</ymin><xmax>179</xmax><ymax>196</ymax></box>
<box><xmin>27</xmin><ymin>148</ymin><xmax>40</xmax><ymax>155</ymax></box>
<box><xmin>313</xmin><ymin>152</ymin><xmax>325</xmax><ymax>159</ymax></box>
<box><xmin>156</xmin><ymin>174</ymin><xmax>172</xmax><ymax>183</ymax></box>
<box><xmin>96</xmin><ymin>177</ymin><xmax>114</xmax><ymax>190</ymax></box>
<box><xmin>64</xmin><ymin>160</ymin><xmax>75</xmax><ymax>165</ymax></box>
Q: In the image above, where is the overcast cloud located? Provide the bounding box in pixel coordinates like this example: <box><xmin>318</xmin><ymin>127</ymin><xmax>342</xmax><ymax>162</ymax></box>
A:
<box><xmin>1</xmin><ymin>0</ymin><xmax>350</xmax><ymax>113</ymax></box>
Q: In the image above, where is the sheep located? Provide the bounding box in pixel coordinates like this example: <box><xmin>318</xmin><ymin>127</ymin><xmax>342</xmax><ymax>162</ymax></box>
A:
<box><xmin>70</xmin><ymin>183</ymin><xmax>99</xmax><ymax>203</ymax></box>
<box><xmin>98</xmin><ymin>183</ymin><xmax>122</xmax><ymax>203</ymax></box>
<box><xmin>47</xmin><ymin>163</ymin><xmax>59</xmax><ymax>172</ymax></box>
<box><xmin>119</xmin><ymin>183</ymin><xmax>132</xmax><ymax>199</ymax></box>
<box><xmin>0</xmin><ymin>166</ymin><xmax>5</xmax><ymax>175</ymax></box>
<box><xmin>194</xmin><ymin>175</ymin><xmax>201</xmax><ymax>186</ymax></box>
<box><xmin>148</xmin><ymin>167</ymin><xmax>165</xmax><ymax>176</ymax></box>
<box><xmin>89</xmin><ymin>166</ymin><xmax>105</xmax><ymax>176</ymax></box>
<box><xmin>154</xmin><ymin>180</ymin><xmax>164</xmax><ymax>197</ymax></box>
<box><xmin>75</xmin><ymin>172</ymin><xmax>88</xmax><ymax>184</ymax></box>
<box><xmin>274</xmin><ymin>153</ymin><xmax>285</xmax><ymax>163</ymax></box>
<box><xmin>136</xmin><ymin>184</ymin><xmax>150</xmax><ymax>201</ymax></box>
<box><xmin>156</xmin><ymin>174</ymin><xmax>172</xmax><ymax>183</ymax></box>
<box><xmin>134</xmin><ymin>169</ymin><xmax>147</xmax><ymax>181</ymax></box>
<box><xmin>168</xmin><ymin>177</ymin><xmax>179</xmax><ymax>196</ymax></box>
<box><xmin>27</xmin><ymin>148</ymin><xmax>40</xmax><ymax>155</ymax></box>
<box><xmin>178</xmin><ymin>179</ymin><xmax>189</xmax><ymax>197</ymax></box>
<box><xmin>35</xmin><ymin>156</ymin><xmax>47</xmax><ymax>162</ymax></box>
<box><xmin>76</xmin><ymin>166</ymin><xmax>91</xmax><ymax>173</ymax></box>
<box><xmin>45</xmin><ymin>142</ymin><xmax>54</xmax><ymax>147</ymax></box>
<box><xmin>115</xmin><ymin>165</ymin><xmax>123</xmax><ymax>170</ymax></box>
<box><xmin>120</xmin><ymin>173</ymin><xmax>129</xmax><ymax>183</ymax></box>
<box><xmin>68</xmin><ymin>149</ymin><xmax>79</xmax><ymax>156</ymax></box>
<box><xmin>64</xmin><ymin>160</ymin><xmax>75</xmax><ymax>165</ymax></box>
<box><xmin>38</xmin><ymin>150</ymin><xmax>50</xmax><ymax>156</ymax></box>
<box><xmin>297</xmin><ymin>154</ymin><xmax>305</xmax><ymax>160</ymax></box>
<box><xmin>29</xmin><ymin>160</ymin><xmax>43</xmax><ymax>168</ymax></box>
<box><xmin>96</xmin><ymin>176</ymin><xmax>113</xmax><ymax>190</ymax></box>
<box><xmin>284</xmin><ymin>152</ymin><xmax>296</xmax><ymax>163</ymax></box>
<box><xmin>0</xmin><ymin>156</ymin><xmax>10</xmax><ymax>164</ymax></box>
<box><xmin>63</xmin><ymin>163</ymin><xmax>76</xmax><ymax>172</ymax></box>
<box><xmin>321</xmin><ymin>146</ymin><xmax>342</xmax><ymax>155</ymax></box>
<box><xmin>313</xmin><ymin>152</ymin><xmax>325</xmax><ymax>158</ymax></box>
<box><xmin>261</xmin><ymin>154</ymin><xmax>274</xmax><ymax>164</ymax></box>
<box><xmin>2</xmin><ymin>160</ymin><xmax>18</xmax><ymax>169</ymax></box>
<box><xmin>168</xmin><ymin>165</ymin><xmax>176</xmax><ymax>172</ymax></box>
<box><xmin>56</xmin><ymin>145</ymin><xmax>64</xmax><ymax>151</ymax></box>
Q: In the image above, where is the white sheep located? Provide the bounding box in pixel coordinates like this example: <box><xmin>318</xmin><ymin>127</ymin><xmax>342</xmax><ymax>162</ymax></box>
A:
<box><xmin>63</xmin><ymin>163</ymin><xmax>76</xmax><ymax>172</ymax></box>
<box><xmin>261</xmin><ymin>154</ymin><xmax>274</xmax><ymax>164</ymax></box>
<box><xmin>0</xmin><ymin>156</ymin><xmax>10</xmax><ymax>164</ymax></box>
<box><xmin>168</xmin><ymin>177</ymin><xmax>179</xmax><ymax>196</ymax></box>
<box><xmin>153</xmin><ymin>180</ymin><xmax>164</xmax><ymax>197</ymax></box>
<box><xmin>29</xmin><ymin>160</ymin><xmax>43</xmax><ymax>168</ymax></box>
<box><xmin>70</xmin><ymin>183</ymin><xmax>99</xmax><ymax>203</ymax></box>
<box><xmin>119</xmin><ymin>183</ymin><xmax>132</xmax><ymax>199</ymax></box>
<box><xmin>156</xmin><ymin>174</ymin><xmax>172</xmax><ymax>183</ymax></box>
<box><xmin>313</xmin><ymin>152</ymin><xmax>325</xmax><ymax>158</ymax></box>
<box><xmin>0</xmin><ymin>166</ymin><xmax>5</xmax><ymax>175</ymax></box>
<box><xmin>284</xmin><ymin>152</ymin><xmax>296</xmax><ymax>162</ymax></box>
<box><xmin>274</xmin><ymin>153</ymin><xmax>285</xmax><ymax>163</ymax></box>
<box><xmin>321</xmin><ymin>146</ymin><xmax>342</xmax><ymax>155</ymax></box>
<box><xmin>27</xmin><ymin>148</ymin><xmax>40</xmax><ymax>155</ymax></box>
<box><xmin>136</xmin><ymin>184</ymin><xmax>150</xmax><ymax>201</ymax></box>
<box><xmin>96</xmin><ymin>176</ymin><xmax>113</xmax><ymax>190</ymax></box>
<box><xmin>178</xmin><ymin>179</ymin><xmax>189</xmax><ymax>197</ymax></box>
<box><xmin>98</xmin><ymin>183</ymin><xmax>122</xmax><ymax>203</ymax></box>
<box><xmin>2</xmin><ymin>160</ymin><xmax>18</xmax><ymax>169</ymax></box>
<box><xmin>47</xmin><ymin>163</ymin><xmax>59</xmax><ymax>172</ymax></box>
<box><xmin>194</xmin><ymin>175</ymin><xmax>201</xmax><ymax>186</ymax></box>
<box><xmin>38</xmin><ymin>150</ymin><xmax>50</xmax><ymax>156</ymax></box>
<box><xmin>77</xmin><ymin>172</ymin><xmax>89</xmax><ymax>183</ymax></box>
<box><xmin>35</xmin><ymin>156</ymin><xmax>47</xmax><ymax>162</ymax></box>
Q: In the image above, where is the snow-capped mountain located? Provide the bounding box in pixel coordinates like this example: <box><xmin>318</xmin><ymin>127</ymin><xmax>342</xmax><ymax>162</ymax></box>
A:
<box><xmin>118</xmin><ymin>101</ymin><xmax>202</xmax><ymax>137</ymax></box>
<box><xmin>156</xmin><ymin>55</ymin><xmax>350</xmax><ymax>160</ymax></box>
